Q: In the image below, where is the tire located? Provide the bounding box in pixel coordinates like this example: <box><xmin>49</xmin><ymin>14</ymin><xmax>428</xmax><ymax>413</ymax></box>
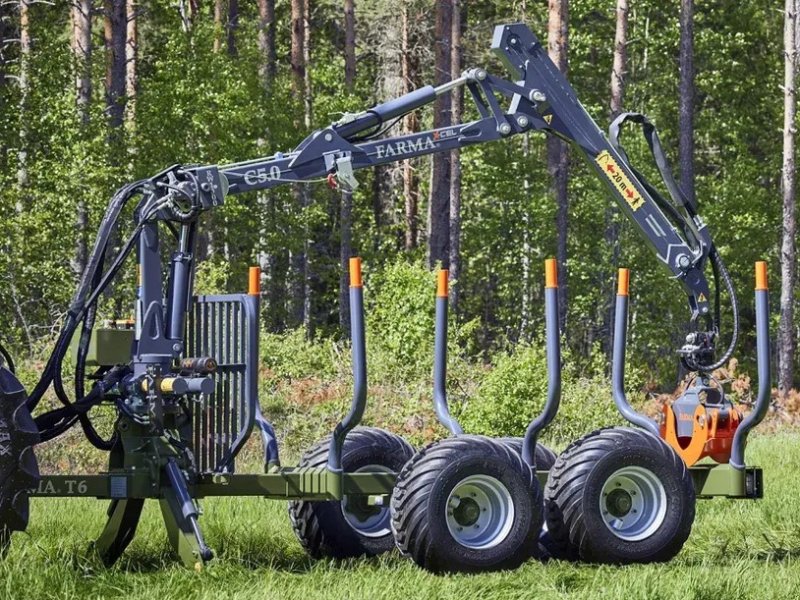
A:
<box><xmin>0</xmin><ymin>368</ymin><xmax>40</xmax><ymax>558</ymax></box>
<box><xmin>288</xmin><ymin>427</ymin><xmax>413</xmax><ymax>559</ymax></box>
<box><xmin>544</xmin><ymin>427</ymin><xmax>695</xmax><ymax>564</ymax></box>
<box><xmin>391</xmin><ymin>435</ymin><xmax>542</xmax><ymax>573</ymax></box>
<box><xmin>497</xmin><ymin>437</ymin><xmax>557</xmax><ymax>471</ymax></box>
<box><xmin>496</xmin><ymin>437</ymin><xmax>557</xmax><ymax>561</ymax></box>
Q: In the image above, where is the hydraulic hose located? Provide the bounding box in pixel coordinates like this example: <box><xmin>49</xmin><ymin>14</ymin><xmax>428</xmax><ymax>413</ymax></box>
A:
<box><xmin>0</xmin><ymin>339</ymin><xmax>15</xmax><ymax>374</ymax></box>
<box><xmin>27</xmin><ymin>180</ymin><xmax>146</xmax><ymax>411</ymax></box>
<box><xmin>691</xmin><ymin>247</ymin><xmax>739</xmax><ymax>373</ymax></box>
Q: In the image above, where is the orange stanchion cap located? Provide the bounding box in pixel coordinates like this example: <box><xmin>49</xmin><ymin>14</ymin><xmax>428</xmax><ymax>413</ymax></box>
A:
<box><xmin>350</xmin><ymin>257</ymin><xmax>362</xmax><ymax>288</ymax></box>
<box><xmin>437</xmin><ymin>270</ymin><xmax>449</xmax><ymax>298</ymax></box>
<box><xmin>545</xmin><ymin>259</ymin><xmax>558</xmax><ymax>288</ymax></box>
<box><xmin>755</xmin><ymin>261</ymin><xmax>768</xmax><ymax>291</ymax></box>
<box><xmin>617</xmin><ymin>268</ymin><xmax>630</xmax><ymax>296</ymax></box>
<box><xmin>248</xmin><ymin>266</ymin><xmax>261</xmax><ymax>296</ymax></box>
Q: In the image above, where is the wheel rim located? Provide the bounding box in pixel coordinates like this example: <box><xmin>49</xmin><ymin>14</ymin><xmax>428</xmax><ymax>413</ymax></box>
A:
<box><xmin>599</xmin><ymin>465</ymin><xmax>667</xmax><ymax>541</ymax></box>
<box><xmin>341</xmin><ymin>464</ymin><xmax>392</xmax><ymax>538</ymax></box>
<box><xmin>445</xmin><ymin>474</ymin><xmax>515</xmax><ymax>550</ymax></box>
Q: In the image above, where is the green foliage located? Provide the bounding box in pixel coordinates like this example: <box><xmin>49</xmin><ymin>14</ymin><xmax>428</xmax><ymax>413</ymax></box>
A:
<box><xmin>364</xmin><ymin>258</ymin><xmax>438</xmax><ymax>382</ymax></box>
<box><xmin>261</xmin><ymin>328</ymin><xmax>341</xmax><ymax>382</ymax></box>
<box><xmin>460</xmin><ymin>344</ymin><xmax>638</xmax><ymax>446</ymax></box>
<box><xmin>0</xmin><ymin>0</ymin><xmax>789</xmax><ymax>402</ymax></box>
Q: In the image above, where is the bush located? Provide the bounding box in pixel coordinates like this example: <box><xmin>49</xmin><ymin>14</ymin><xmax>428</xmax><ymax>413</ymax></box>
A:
<box><xmin>459</xmin><ymin>343</ymin><xmax>632</xmax><ymax>447</ymax></box>
<box><xmin>365</xmin><ymin>259</ymin><xmax>437</xmax><ymax>383</ymax></box>
<box><xmin>261</xmin><ymin>328</ymin><xmax>342</xmax><ymax>381</ymax></box>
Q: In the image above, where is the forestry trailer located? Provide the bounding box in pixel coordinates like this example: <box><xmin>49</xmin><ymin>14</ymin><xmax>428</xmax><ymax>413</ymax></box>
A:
<box><xmin>0</xmin><ymin>23</ymin><xmax>770</xmax><ymax>573</ymax></box>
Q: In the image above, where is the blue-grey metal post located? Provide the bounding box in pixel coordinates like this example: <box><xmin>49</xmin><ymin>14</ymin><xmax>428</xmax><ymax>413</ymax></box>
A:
<box><xmin>731</xmin><ymin>262</ymin><xmax>771</xmax><ymax>470</ymax></box>
<box><xmin>522</xmin><ymin>259</ymin><xmax>562</xmax><ymax>467</ymax></box>
<box><xmin>612</xmin><ymin>268</ymin><xmax>660</xmax><ymax>437</ymax></box>
<box><xmin>246</xmin><ymin>267</ymin><xmax>280</xmax><ymax>470</ymax></box>
<box><xmin>328</xmin><ymin>258</ymin><xmax>367</xmax><ymax>472</ymax></box>
<box><xmin>433</xmin><ymin>270</ymin><xmax>464</xmax><ymax>435</ymax></box>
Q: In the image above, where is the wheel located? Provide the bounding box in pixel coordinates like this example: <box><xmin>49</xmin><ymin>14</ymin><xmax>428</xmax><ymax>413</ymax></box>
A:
<box><xmin>496</xmin><ymin>437</ymin><xmax>557</xmax><ymax>560</ymax></box>
<box><xmin>288</xmin><ymin>427</ymin><xmax>413</xmax><ymax>559</ymax></box>
<box><xmin>544</xmin><ymin>427</ymin><xmax>695</xmax><ymax>564</ymax></box>
<box><xmin>0</xmin><ymin>368</ymin><xmax>40</xmax><ymax>557</ymax></box>
<box><xmin>497</xmin><ymin>437</ymin><xmax>557</xmax><ymax>471</ymax></box>
<box><xmin>391</xmin><ymin>435</ymin><xmax>542</xmax><ymax>573</ymax></box>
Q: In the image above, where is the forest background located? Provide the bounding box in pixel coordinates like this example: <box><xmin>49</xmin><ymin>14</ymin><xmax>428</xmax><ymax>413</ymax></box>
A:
<box><xmin>0</xmin><ymin>0</ymin><xmax>798</xmax><ymax>455</ymax></box>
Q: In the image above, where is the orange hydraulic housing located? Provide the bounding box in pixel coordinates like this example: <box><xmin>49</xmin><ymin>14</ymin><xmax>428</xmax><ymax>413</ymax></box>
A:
<box><xmin>660</xmin><ymin>398</ymin><xmax>742</xmax><ymax>466</ymax></box>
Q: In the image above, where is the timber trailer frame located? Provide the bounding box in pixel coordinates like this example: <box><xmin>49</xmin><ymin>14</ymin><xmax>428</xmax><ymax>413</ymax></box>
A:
<box><xmin>0</xmin><ymin>23</ymin><xmax>770</xmax><ymax>572</ymax></box>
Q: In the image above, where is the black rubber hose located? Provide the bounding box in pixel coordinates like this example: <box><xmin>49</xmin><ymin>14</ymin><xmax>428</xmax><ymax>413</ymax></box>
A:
<box><xmin>75</xmin><ymin>248</ymin><xmax>106</xmax><ymax>401</ymax></box>
<box><xmin>27</xmin><ymin>181</ymin><xmax>145</xmax><ymax>411</ymax></box>
<box><xmin>36</xmin><ymin>367</ymin><xmax>125</xmax><ymax>442</ymax></box>
<box><xmin>43</xmin><ymin>223</ymin><xmax>144</xmax><ymax>446</ymax></box>
<box><xmin>695</xmin><ymin>247</ymin><xmax>739</xmax><ymax>373</ymax></box>
<box><xmin>0</xmin><ymin>339</ymin><xmax>15</xmax><ymax>374</ymax></box>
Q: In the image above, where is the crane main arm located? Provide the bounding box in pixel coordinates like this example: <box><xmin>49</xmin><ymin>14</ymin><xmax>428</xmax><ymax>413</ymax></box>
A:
<box><xmin>178</xmin><ymin>23</ymin><xmax>715</xmax><ymax>325</ymax></box>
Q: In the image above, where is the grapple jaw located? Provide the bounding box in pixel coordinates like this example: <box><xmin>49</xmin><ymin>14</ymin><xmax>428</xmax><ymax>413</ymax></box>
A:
<box><xmin>0</xmin><ymin>366</ymin><xmax>40</xmax><ymax>555</ymax></box>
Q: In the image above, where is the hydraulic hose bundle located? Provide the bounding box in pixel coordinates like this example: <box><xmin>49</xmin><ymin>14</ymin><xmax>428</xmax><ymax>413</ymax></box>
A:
<box><xmin>609</xmin><ymin>112</ymin><xmax>739</xmax><ymax>373</ymax></box>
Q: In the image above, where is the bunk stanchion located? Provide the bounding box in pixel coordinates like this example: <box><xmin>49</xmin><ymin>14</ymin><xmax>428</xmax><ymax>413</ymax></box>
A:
<box><xmin>432</xmin><ymin>269</ymin><xmax>464</xmax><ymax>435</ymax></box>
<box><xmin>327</xmin><ymin>257</ymin><xmax>368</xmax><ymax>473</ymax></box>
<box><xmin>248</xmin><ymin>266</ymin><xmax>281</xmax><ymax>471</ymax></box>
<box><xmin>730</xmin><ymin>261</ymin><xmax>771</xmax><ymax>470</ymax></box>
<box><xmin>611</xmin><ymin>268</ymin><xmax>660</xmax><ymax>436</ymax></box>
<box><xmin>521</xmin><ymin>259</ymin><xmax>561</xmax><ymax>467</ymax></box>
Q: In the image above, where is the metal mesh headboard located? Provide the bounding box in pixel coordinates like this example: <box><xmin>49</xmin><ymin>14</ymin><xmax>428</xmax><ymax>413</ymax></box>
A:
<box><xmin>186</xmin><ymin>293</ymin><xmax>259</xmax><ymax>473</ymax></box>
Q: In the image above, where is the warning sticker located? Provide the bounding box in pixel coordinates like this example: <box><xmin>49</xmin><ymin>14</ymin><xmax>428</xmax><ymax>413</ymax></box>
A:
<box><xmin>595</xmin><ymin>150</ymin><xmax>645</xmax><ymax>212</ymax></box>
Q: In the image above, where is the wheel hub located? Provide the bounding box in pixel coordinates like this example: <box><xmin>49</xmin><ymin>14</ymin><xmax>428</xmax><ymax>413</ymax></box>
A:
<box><xmin>340</xmin><ymin>464</ymin><xmax>392</xmax><ymax>538</ymax></box>
<box><xmin>605</xmin><ymin>488</ymin><xmax>633</xmax><ymax>518</ymax></box>
<box><xmin>599</xmin><ymin>465</ymin><xmax>667</xmax><ymax>542</ymax></box>
<box><xmin>452</xmin><ymin>497</ymin><xmax>481</xmax><ymax>527</ymax></box>
<box><xmin>445</xmin><ymin>474</ymin><xmax>514</xmax><ymax>550</ymax></box>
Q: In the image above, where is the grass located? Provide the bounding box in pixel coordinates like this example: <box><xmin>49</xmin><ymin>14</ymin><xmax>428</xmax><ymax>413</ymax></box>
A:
<box><xmin>2</xmin><ymin>433</ymin><xmax>799</xmax><ymax>600</ymax></box>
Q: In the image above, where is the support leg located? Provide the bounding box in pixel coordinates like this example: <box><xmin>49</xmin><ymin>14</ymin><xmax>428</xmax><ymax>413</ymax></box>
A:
<box><xmin>95</xmin><ymin>498</ymin><xmax>145</xmax><ymax>566</ymax></box>
<box><xmin>160</xmin><ymin>459</ymin><xmax>214</xmax><ymax>569</ymax></box>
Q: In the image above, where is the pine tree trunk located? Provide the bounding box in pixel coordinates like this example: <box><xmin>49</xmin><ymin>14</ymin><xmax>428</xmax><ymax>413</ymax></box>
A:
<box><xmin>257</xmin><ymin>0</ymin><xmax>276</xmax><ymax>86</ymax></box>
<box><xmin>344</xmin><ymin>0</ymin><xmax>356</xmax><ymax>90</ymax></box>
<box><xmin>227</xmin><ymin>0</ymin><xmax>238</xmax><ymax>57</ymax></box>
<box><xmin>257</xmin><ymin>0</ymin><xmax>281</xmax><ymax>329</ymax></box>
<box><xmin>401</xmin><ymin>5</ymin><xmax>420</xmax><ymax>251</ymax></box>
<box><xmin>603</xmin><ymin>0</ymin><xmax>628</xmax><ymax>355</ymax></box>
<box><xmin>779</xmin><ymin>0</ymin><xmax>797</xmax><ymax>394</ymax></box>
<box><xmin>448</xmin><ymin>0</ymin><xmax>463</xmax><ymax>312</ymax></box>
<box><xmin>125</xmin><ymin>0</ymin><xmax>137</xmax><ymax>126</ymax></box>
<box><xmin>289</xmin><ymin>0</ymin><xmax>307</xmax><ymax>329</ymax></box>
<box><xmin>104</xmin><ymin>0</ymin><xmax>127</xmax><ymax>134</ymax></box>
<box><xmin>16</xmin><ymin>0</ymin><xmax>31</xmax><ymax>211</ymax></box>
<box><xmin>339</xmin><ymin>0</ymin><xmax>356</xmax><ymax>331</ymax></box>
<box><xmin>213</xmin><ymin>0</ymin><xmax>223</xmax><ymax>53</ymax></box>
<box><xmin>610</xmin><ymin>0</ymin><xmax>628</xmax><ymax>119</ymax></box>
<box><xmin>428</xmin><ymin>0</ymin><xmax>452</xmax><ymax>268</ymax></box>
<box><xmin>104</xmin><ymin>0</ymin><xmax>127</xmax><ymax>314</ymax></box>
<box><xmin>547</xmin><ymin>0</ymin><xmax>569</xmax><ymax>329</ymax></box>
<box><xmin>71</xmin><ymin>0</ymin><xmax>92</xmax><ymax>278</ymax></box>
<box><xmin>302</xmin><ymin>0</ymin><xmax>313</xmax><ymax>334</ymax></box>
<box><xmin>679</xmin><ymin>0</ymin><xmax>695</xmax><ymax>204</ymax></box>
<box><xmin>0</xmin><ymin>2</ymin><xmax>6</xmax><ymax>176</ymax></box>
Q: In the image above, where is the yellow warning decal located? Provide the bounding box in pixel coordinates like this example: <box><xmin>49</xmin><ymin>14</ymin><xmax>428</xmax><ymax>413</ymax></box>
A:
<box><xmin>544</xmin><ymin>114</ymin><xmax>553</xmax><ymax>124</ymax></box>
<box><xmin>595</xmin><ymin>150</ymin><xmax>645</xmax><ymax>212</ymax></box>
<box><xmin>697</xmin><ymin>293</ymin><xmax>706</xmax><ymax>303</ymax></box>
